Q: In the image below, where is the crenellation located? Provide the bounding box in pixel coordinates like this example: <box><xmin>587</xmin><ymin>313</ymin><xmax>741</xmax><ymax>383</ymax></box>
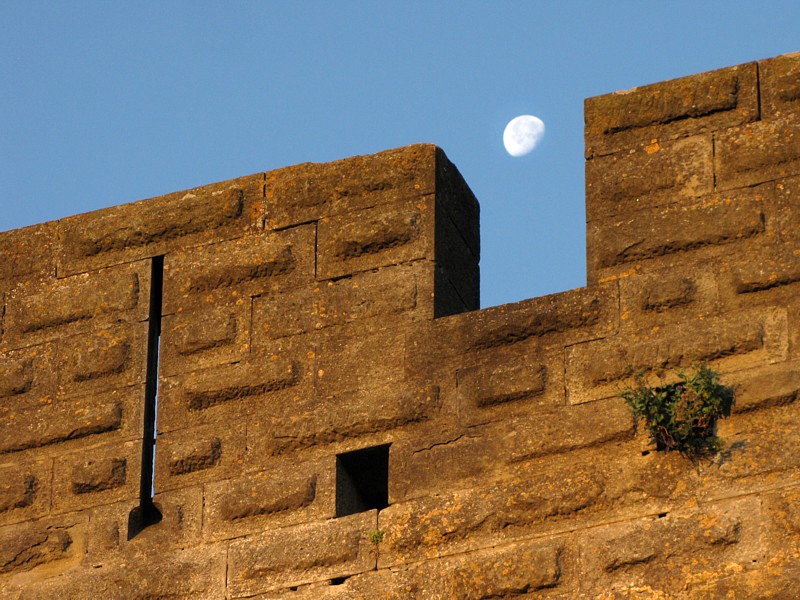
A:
<box><xmin>1</xmin><ymin>53</ymin><xmax>799</xmax><ymax>597</ymax></box>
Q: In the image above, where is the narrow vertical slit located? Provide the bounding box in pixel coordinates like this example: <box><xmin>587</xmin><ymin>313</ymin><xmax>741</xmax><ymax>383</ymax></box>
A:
<box><xmin>755</xmin><ymin>61</ymin><xmax>762</xmax><ymax>121</ymax></box>
<box><xmin>128</xmin><ymin>255</ymin><xmax>164</xmax><ymax>540</ymax></box>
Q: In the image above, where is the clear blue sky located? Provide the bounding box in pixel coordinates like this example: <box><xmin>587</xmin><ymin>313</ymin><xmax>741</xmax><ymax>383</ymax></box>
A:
<box><xmin>2</xmin><ymin>2</ymin><xmax>798</xmax><ymax>308</ymax></box>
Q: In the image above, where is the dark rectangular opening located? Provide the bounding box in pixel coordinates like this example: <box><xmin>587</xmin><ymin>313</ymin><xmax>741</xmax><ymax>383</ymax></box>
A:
<box><xmin>128</xmin><ymin>256</ymin><xmax>164</xmax><ymax>539</ymax></box>
<box><xmin>335</xmin><ymin>444</ymin><xmax>390</xmax><ymax>518</ymax></box>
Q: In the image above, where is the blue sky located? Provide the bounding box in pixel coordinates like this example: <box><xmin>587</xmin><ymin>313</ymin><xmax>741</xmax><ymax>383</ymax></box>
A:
<box><xmin>1</xmin><ymin>1</ymin><xmax>798</xmax><ymax>308</ymax></box>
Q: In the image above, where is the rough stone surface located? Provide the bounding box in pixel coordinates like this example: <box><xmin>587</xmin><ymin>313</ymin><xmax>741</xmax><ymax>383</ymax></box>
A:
<box><xmin>1</xmin><ymin>55</ymin><xmax>799</xmax><ymax>598</ymax></box>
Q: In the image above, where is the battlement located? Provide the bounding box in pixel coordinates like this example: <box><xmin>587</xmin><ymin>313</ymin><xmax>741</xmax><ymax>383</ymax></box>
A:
<box><xmin>1</xmin><ymin>52</ymin><xmax>799</xmax><ymax>598</ymax></box>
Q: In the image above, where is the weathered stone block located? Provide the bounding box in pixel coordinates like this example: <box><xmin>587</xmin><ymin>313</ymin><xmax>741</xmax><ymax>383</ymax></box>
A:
<box><xmin>716</xmin><ymin>115</ymin><xmax>800</xmax><ymax>190</ymax></box>
<box><xmin>158</xmin><ymin>343</ymin><xmax>307</xmax><ymax>432</ymax></box>
<box><xmin>380</xmin><ymin>466</ymin><xmax>602</xmax><ymax>567</ymax></box>
<box><xmin>0</xmin><ymin>343</ymin><xmax>57</xmax><ymax>417</ymax></box>
<box><xmin>586</xmin><ymin>134</ymin><xmax>713</xmax><ymax>221</ymax></box>
<box><xmin>500</xmin><ymin>397</ymin><xmax>633</xmax><ymax>462</ymax></box>
<box><xmin>0</xmin><ymin>515</ymin><xmax>86</xmax><ymax>583</ymax></box>
<box><xmin>160</xmin><ymin>300</ymin><xmax>249</xmax><ymax>376</ymax></box>
<box><xmin>249</xmin><ymin>383</ymin><xmax>440</xmax><ymax>462</ymax></box>
<box><xmin>456</xmin><ymin>348</ymin><xmax>563</xmax><ymax>425</ymax></box>
<box><xmin>725</xmin><ymin>243</ymin><xmax>800</xmax><ymax>301</ymax></box>
<box><xmin>567</xmin><ymin>307</ymin><xmax>788</xmax><ymax>404</ymax></box>
<box><xmin>0</xmin><ymin>460</ymin><xmax>51</xmax><ymax>527</ymax></box>
<box><xmin>14</xmin><ymin>545</ymin><xmax>226</xmax><ymax>599</ymax></box>
<box><xmin>264</xmin><ymin>144</ymin><xmax>436</xmax><ymax>230</ymax></box>
<box><xmin>227</xmin><ymin>511</ymin><xmax>377</xmax><ymax>597</ymax></box>
<box><xmin>162</xmin><ymin>223</ymin><xmax>315</xmax><ymax>315</ymax></box>
<box><xmin>588</xmin><ymin>191</ymin><xmax>767</xmax><ymax>282</ymax></box>
<box><xmin>579</xmin><ymin>496</ymin><xmax>763</xmax><ymax>596</ymax></box>
<box><xmin>708</xmin><ymin>401</ymin><xmax>800</xmax><ymax>482</ymax></box>
<box><xmin>759</xmin><ymin>51</ymin><xmax>800</xmax><ymax>118</ymax></box>
<box><xmin>204</xmin><ymin>457</ymin><xmax>333</xmax><ymax>541</ymax></box>
<box><xmin>0</xmin><ymin>222</ymin><xmax>56</xmax><ymax>290</ymax></box>
<box><xmin>409</xmin><ymin>283</ymin><xmax>618</xmax><ymax>380</ymax></box>
<box><xmin>58</xmin><ymin>173</ymin><xmax>263</xmax><ymax>276</ymax></box>
<box><xmin>3</xmin><ymin>262</ymin><xmax>149</xmax><ymax>351</ymax></box>
<box><xmin>444</xmin><ymin>538</ymin><xmax>566</xmax><ymax>599</ymax></box>
<box><xmin>251</xmin><ymin>284</ymin><xmax>315</xmax><ymax>340</ymax></box>
<box><xmin>585</xmin><ymin>62</ymin><xmax>758</xmax><ymax>157</ymax></box>
<box><xmin>52</xmin><ymin>440</ymin><xmax>138</xmax><ymax>514</ymax></box>
<box><xmin>316</xmin><ymin>198</ymin><xmax>433</xmax><ymax>281</ymax></box>
<box><xmin>85</xmin><ymin>487</ymin><xmax>203</xmax><ymax>564</ymax></box>
<box><xmin>315</xmin><ymin>318</ymin><xmax>409</xmax><ymax>397</ymax></box>
<box><xmin>0</xmin><ymin>385</ymin><xmax>143</xmax><ymax>459</ymax></box>
<box><xmin>57</xmin><ymin>324</ymin><xmax>147</xmax><ymax>396</ymax></box>
<box><xmin>435</xmin><ymin>147</ymin><xmax>480</xmax><ymax>257</ymax></box>
<box><xmin>154</xmin><ymin>422</ymin><xmax>245</xmax><ymax>492</ymax></box>
<box><xmin>314</xmin><ymin>263</ymin><xmax>420</xmax><ymax>329</ymax></box>
<box><xmin>618</xmin><ymin>268</ymin><xmax>720</xmax><ymax>332</ymax></box>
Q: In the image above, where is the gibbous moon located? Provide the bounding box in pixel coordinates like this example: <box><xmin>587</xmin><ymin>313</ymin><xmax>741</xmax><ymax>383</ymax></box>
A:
<box><xmin>503</xmin><ymin>115</ymin><xmax>545</xmax><ymax>157</ymax></box>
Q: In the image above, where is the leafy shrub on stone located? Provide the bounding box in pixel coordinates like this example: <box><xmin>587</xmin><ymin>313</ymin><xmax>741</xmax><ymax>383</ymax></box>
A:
<box><xmin>621</xmin><ymin>366</ymin><xmax>734</xmax><ymax>456</ymax></box>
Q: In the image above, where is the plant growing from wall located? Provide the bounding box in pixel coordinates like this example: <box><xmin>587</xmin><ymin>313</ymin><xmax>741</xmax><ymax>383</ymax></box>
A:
<box><xmin>620</xmin><ymin>365</ymin><xmax>735</xmax><ymax>456</ymax></box>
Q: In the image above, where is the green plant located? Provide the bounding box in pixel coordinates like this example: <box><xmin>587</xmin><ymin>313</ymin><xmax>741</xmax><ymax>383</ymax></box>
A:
<box><xmin>369</xmin><ymin>529</ymin><xmax>384</xmax><ymax>544</ymax></box>
<box><xmin>620</xmin><ymin>365</ymin><xmax>734</xmax><ymax>456</ymax></box>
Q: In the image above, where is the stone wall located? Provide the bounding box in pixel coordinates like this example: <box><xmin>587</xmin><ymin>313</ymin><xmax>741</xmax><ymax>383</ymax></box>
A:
<box><xmin>1</xmin><ymin>52</ymin><xmax>799</xmax><ymax>598</ymax></box>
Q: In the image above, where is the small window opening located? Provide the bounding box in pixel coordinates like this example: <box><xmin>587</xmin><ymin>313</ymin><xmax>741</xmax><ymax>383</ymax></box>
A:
<box><xmin>335</xmin><ymin>444</ymin><xmax>390</xmax><ymax>517</ymax></box>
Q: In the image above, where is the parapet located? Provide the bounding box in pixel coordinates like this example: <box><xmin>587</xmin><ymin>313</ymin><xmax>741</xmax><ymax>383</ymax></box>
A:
<box><xmin>1</xmin><ymin>52</ymin><xmax>799</xmax><ymax>598</ymax></box>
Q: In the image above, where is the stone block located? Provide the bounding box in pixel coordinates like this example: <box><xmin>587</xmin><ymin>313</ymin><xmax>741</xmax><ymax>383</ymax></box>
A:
<box><xmin>0</xmin><ymin>385</ymin><xmax>143</xmax><ymax>460</ymax></box>
<box><xmin>584</xmin><ymin>62</ymin><xmax>758</xmax><ymax>157</ymax></box>
<box><xmin>154</xmin><ymin>422</ymin><xmax>245</xmax><ymax>492</ymax></box>
<box><xmin>0</xmin><ymin>221</ymin><xmax>56</xmax><ymax>290</ymax></box>
<box><xmin>499</xmin><ymin>397</ymin><xmax>633</xmax><ymax>462</ymax></box>
<box><xmin>162</xmin><ymin>223</ymin><xmax>315</xmax><ymax>315</ymax></box>
<box><xmin>389</xmin><ymin>427</ymin><xmax>500</xmax><ymax>502</ymax></box>
<box><xmin>586</xmin><ymin>134</ymin><xmax>713</xmax><ymax>221</ymax></box>
<box><xmin>85</xmin><ymin>487</ymin><xmax>203</xmax><ymax>564</ymax></box>
<box><xmin>435</xmin><ymin>147</ymin><xmax>480</xmax><ymax>257</ymax></box>
<box><xmin>315</xmin><ymin>318</ymin><xmax>410</xmax><ymax>397</ymax></box>
<box><xmin>707</xmin><ymin>401</ymin><xmax>800</xmax><ymax>482</ymax></box>
<box><xmin>588</xmin><ymin>191</ymin><xmax>767</xmax><ymax>282</ymax></box>
<box><xmin>721</xmin><ymin>363</ymin><xmax>800</xmax><ymax>414</ymax></box>
<box><xmin>567</xmin><ymin>307</ymin><xmax>788</xmax><ymax>404</ymax></box>
<box><xmin>316</xmin><ymin>198</ymin><xmax>434</xmax><ymax>281</ymax></box>
<box><xmin>380</xmin><ymin>466</ymin><xmax>603</xmax><ymax>568</ymax></box>
<box><xmin>157</xmin><ymin>340</ymin><xmax>308</xmax><ymax>432</ymax></box>
<box><xmin>203</xmin><ymin>457</ymin><xmax>333</xmax><ymax>542</ymax></box>
<box><xmin>716</xmin><ymin>115</ymin><xmax>800</xmax><ymax>190</ymax></box>
<box><xmin>0</xmin><ymin>459</ymin><xmax>51</xmax><ymax>527</ymax></box>
<box><xmin>3</xmin><ymin>261</ymin><xmax>149</xmax><ymax>351</ymax></box>
<box><xmin>442</xmin><ymin>538</ymin><xmax>567</xmax><ymax>599</ymax></box>
<box><xmin>264</xmin><ymin>144</ymin><xmax>436</xmax><ymax>230</ymax></box>
<box><xmin>313</xmin><ymin>263</ymin><xmax>420</xmax><ymax>329</ymax></box>
<box><xmin>759</xmin><ymin>51</ymin><xmax>800</xmax><ymax>118</ymax></box>
<box><xmin>14</xmin><ymin>545</ymin><xmax>227</xmax><ymax>599</ymax></box>
<box><xmin>618</xmin><ymin>267</ymin><xmax>720</xmax><ymax>332</ymax></box>
<box><xmin>0</xmin><ymin>514</ymin><xmax>87</xmax><ymax>584</ymax></box>
<box><xmin>578</xmin><ymin>496</ymin><xmax>763</xmax><ymax>596</ymax></box>
<box><xmin>249</xmin><ymin>382</ymin><xmax>441</xmax><ymax>462</ymax></box>
<box><xmin>227</xmin><ymin>511</ymin><xmax>377</xmax><ymax>597</ymax></box>
<box><xmin>52</xmin><ymin>440</ymin><xmax>139</xmax><ymax>514</ymax></box>
<box><xmin>434</xmin><ymin>198</ymin><xmax>479</xmax><ymax>317</ymax></box>
<box><xmin>715</xmin><ymin>234</ymin><xmax>800</xmax><ymax>310</ymax></box>
<box><xmin>409</xmin><ymin>283</ymin><xmax>618</xmax><ymax>380</ymax></box>
<box><xmin>0</xmin><ymin>343</ymin><xmax>57</xmax><ymax>419</ymax></box>
<box><xmin>58</xmin><ymin>173</ymin><xmax>263</xmax><ymax>276</ymax></box>
<box><xmin>56</xmin><ymin>324</ymin><xmax>147</xmax><ymax>396</ymax></box>
<box><xmin>160</xmin><ymin>300</ymin><xmax>249</xmax><ymax>376</ymax></box>
<box><xmin>456</xmin><ymin>347</ymin><xmax>564</xmax><ymax>426</ymax></box>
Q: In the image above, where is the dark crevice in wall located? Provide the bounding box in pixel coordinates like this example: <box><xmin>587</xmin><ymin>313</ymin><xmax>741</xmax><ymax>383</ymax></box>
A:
<box><xmin>128</xmin><ymin>255</ymin><xmax>164</xmax><ymax>540</ymax></box>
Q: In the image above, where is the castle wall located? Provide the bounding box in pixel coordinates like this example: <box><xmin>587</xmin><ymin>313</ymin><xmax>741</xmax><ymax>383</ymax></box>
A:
<box><xmin>1</xmin><ymin>52</ymin><xmax>799</xmax><ymax>598</ymax></box>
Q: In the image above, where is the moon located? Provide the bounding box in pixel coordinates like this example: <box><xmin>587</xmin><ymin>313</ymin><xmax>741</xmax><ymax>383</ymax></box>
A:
<box><xmin>503</xmin><ymin>115</ymin><xmax>545</xmax><ymax>157</ymax></box>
